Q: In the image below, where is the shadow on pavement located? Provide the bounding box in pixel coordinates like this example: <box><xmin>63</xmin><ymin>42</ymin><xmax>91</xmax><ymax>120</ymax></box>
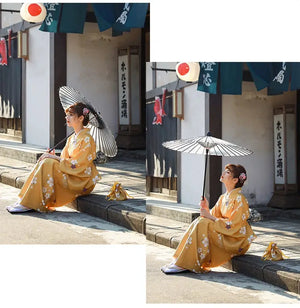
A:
<box><xmin>18</xmin><ymin>209</ymin><xmax>131</xmax><ymax>233</ymax></box>
<box><xmin>170</xmin><ymin>269</ymin><xmax>300</xmax><ymax>302</ymax></box>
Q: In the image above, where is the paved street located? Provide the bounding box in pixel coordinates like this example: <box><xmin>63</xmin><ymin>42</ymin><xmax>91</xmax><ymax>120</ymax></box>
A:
<box><xmin>147</xmin><ymin>243</ymin><xmax>300</xmax><ymax>304</ymax></box>
<box><xmin>1</xmin><ymin>183</ymin><xmax>300</xmax><ymax>304</ymax></box>
<box><xmin>0</xmin><ymin>182</ymin><xmax>145</xmax><ymax>244</ymax></box>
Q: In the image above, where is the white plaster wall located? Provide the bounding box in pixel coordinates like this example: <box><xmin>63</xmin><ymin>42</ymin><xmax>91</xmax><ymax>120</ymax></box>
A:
<box><xmin>25</xmin><ymin>26</ymin><xmax>51</xmax><ymax>147</ymax></box>
<box><xmin>146</xmin><ymin>62</ymin><xmax>152</xmax><ymax>92</ymax></box>
<box><xmin>180</xmin><ymin>84</ymin><xmax>209</xmax><ymax>206</ymax></box>
<box><xmin>146</xmin><ymin>62</ymin><xmax>178</xmax><ymax>92</ymax></box>
<box><xmin>67</xmin><ymin>23</ymin><xmax>141</xmax><ymax>137</ymax></box>
<box><xmin>222</xmin><ymin>82</ymin><xmax>297</xmax><ymax>205</ymax></box>
<box><xmin>156</xmin><ymin>62</ymin><xmax>177</xmax><ymax>87</ymax></box>
<box><xmin>1</xmin><ymin>3</ymin><xmax>22</xmax><ymax>28</ymax></box>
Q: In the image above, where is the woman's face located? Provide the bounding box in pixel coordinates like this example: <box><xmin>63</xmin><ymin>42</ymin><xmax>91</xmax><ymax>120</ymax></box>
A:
<box><xmin>220</xmin><ymin>168</ymin><xmax>237</xmax><ymax>186</ymax></box>
<box><xmin>65</xmin><ymin>112</ymin><xmax>83</xmax><ymax>127</ymax></box>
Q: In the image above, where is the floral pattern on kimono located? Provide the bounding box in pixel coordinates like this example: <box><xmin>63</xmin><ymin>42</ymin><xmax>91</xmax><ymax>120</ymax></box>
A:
<box><xmin>173</xmin><ymin>187</ymin><xmax>256</xmax><ymax>273</ymax></box>
<box><xmin>18</xmin><ymin>128</ymin><xmax>101</xmax><ymax>212</ymax></box>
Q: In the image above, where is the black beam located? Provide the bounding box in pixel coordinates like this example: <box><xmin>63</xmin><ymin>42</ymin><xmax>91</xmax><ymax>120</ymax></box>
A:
<box><xmin>151</xmin><ymin>67</ymin><xmax>176</xmax><ymax>72</ymax></box>
<box><xmin>0</xmin><ymin>9</ymin><xmax>20</xmax><ymax>13</ymax></box>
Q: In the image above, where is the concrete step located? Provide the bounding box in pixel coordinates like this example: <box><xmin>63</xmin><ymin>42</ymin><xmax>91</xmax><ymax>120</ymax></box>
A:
<box><xmin>0</xmin><ymin>133</ymin><xmax>22</xmax><ymax>142</ymax></box>
<box><xmin>0</xmin><ymin>139</ymin><xmax>144</xmax><ymax>164</ymax></box>
<box><xmin>147</xmin><ymin>197</ymin><xmax>300</xmax><ymax>224</ymax></box>
<box><xmin>0</xmin><ymin>141</ymin><xmax>45</xmax><ymax>163</ymax></box>
<box><xmin>146</xmin><ymin>199</ymin><xmax>199</xmax><ymax>223</ymax></box>
<box><xmin>250</xmin><ymin>205</ymin><xmax>300</xmax><ymax>220</ymax></box>
<box><xmin>73</xmin><ymin>190</ymin><xmax>147</xmax><ymax>234</ymax></box>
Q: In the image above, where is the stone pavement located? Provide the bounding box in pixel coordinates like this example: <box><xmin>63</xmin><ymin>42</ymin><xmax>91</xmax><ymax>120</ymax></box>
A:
<box><xmin>0</xmin><ymin>140</ymin><xmax>300</xmax><ymax>295</ymax></box>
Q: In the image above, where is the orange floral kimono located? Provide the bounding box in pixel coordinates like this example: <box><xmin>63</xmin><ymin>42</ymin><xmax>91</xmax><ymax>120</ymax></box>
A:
<box><xmin>174</xmin><ymin>188</ymin><xmax>256</xmax><ymax>273</ymax></box>
<box><xmin>18</xmin><ymin>128</ymin><xmax>100</xmax><ymax>212</ymax></box>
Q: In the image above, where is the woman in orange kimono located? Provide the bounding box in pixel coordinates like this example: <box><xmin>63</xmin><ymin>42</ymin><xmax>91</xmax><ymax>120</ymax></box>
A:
<box><xmin>7</xmin><ymin>102</ymin><xmax>100</xmax><ymax>213</ymax></box>
<box><xmin>161</xmin><ymin>164</ymin><xmax>256</xmax><ymax>274</ymax></box>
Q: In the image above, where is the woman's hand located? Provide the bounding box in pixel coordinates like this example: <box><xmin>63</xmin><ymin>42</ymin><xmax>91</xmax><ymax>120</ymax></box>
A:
<box><xmin>38</xmin><ymin>153</ymin><xmax>60</xmax><ymax>162</ymax></box>
<box><xmin>200</xmin><ymin>197</ymin><xmax>209</xmax><ymax>210</ymax></box>
<box><xmin>199</xmin><ymin>198</ymin><xmax>217</xmax><ymax>222</ymax></box>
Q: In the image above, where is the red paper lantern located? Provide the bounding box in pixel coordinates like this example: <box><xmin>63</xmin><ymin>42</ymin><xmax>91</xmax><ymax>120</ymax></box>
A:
<box><xmin>28</xmin><ymin>4</ymin><xmax>42</xmax><ymax>16</ymax></box>
<box><xmin>176</xmin><ymin>62</ymin><xmax>200</xmax><ymax>82</ymax></box>
<box><xmin>177</xmin><ymin>63</ymin><xmax>190</xmax><ymax>76</ymax></box>
<box><xmin>20</xmin><ymin>3</ymin><xmax>47</xmax><ymax>23</ymax></box>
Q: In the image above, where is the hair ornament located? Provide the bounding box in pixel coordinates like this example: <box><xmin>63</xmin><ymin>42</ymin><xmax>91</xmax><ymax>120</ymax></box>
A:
<box><xmin>83</xmin><ymin>108</ymin><xmax>89</xmax><ymax>116</ymax></box>
<box><xmin>239</xmin><ymin>172</ymin><xmax>247</xmax><ymax>183</ymax></box>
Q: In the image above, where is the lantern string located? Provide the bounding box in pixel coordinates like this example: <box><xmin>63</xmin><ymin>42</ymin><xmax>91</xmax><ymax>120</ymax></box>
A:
<box><xmin>146</xmin><ymin>94</ymin><xmax>173</xmax><ymax>105</ymax></box>
<box><xmin>1</xmin><ymin>35</ymin><xmax>18</xmax><ymax>41</ymax></box>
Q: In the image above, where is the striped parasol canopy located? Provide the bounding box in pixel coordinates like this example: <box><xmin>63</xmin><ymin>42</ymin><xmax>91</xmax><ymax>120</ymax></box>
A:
<box><xmin>59</xmin><ymin>86</ymin><xmax>117</xmax><ymax>158</ymax></box>
<box><xmin>163</xmin><ymin>132</ymin><xmax>253</xmax><ymax>200</ymax></box>
<box><xmin>162</xmin><ymin>134</ymin><xmax>253</xmax><ymax>156</ymax></box>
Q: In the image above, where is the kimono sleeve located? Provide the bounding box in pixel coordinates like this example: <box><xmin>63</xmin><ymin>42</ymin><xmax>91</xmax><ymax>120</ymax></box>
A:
<box><xmin>213</xmin><ymin>194</ymin><xmax>250</xmax><ymax>236</ymax></box>
<box><xmin>59</xmin><ymin>134</ymin><xmax>96</xmax><ymax>176</ymax></box>
<box><xmin>210</xmin><ymin>196</ymin><xmax>223</xmax><ymax>218</ymax></box>
<box><xmin>60</xmin><ymin>137</ymin><xmax>70</xmax><ymax>160</ymax></box>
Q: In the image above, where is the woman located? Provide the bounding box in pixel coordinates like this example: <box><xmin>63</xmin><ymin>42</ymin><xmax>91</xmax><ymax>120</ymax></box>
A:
<box><xmin>6</xmin><ymin>102</ymin><xmax>100</xmax><ymax>213</ymax></box>
<box><xmin>161</xmin><ymin>164</ymin><xmax>256</xmax><ymax>274</ymax></box>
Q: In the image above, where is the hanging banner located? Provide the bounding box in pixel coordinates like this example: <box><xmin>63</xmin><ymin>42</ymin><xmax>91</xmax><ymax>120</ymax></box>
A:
<box><xmin>0</xmin><ymin>38</ymin><xmax>8</xmax><ymax>65</ymax></box>
<box><xmin>93</xmin><ymin>3</ymin><xmax>148</xmax><ymax>36</ymax></box>
<box><xmin>220</xmin><ymin>62</ymin><xmax>243</xmax><ymax>94</ymax></box>
<box><xmin>274</xmin><ymin>114</ymin><xmax>285</xmax><ymax>185</ymax></box>
<box><xmin>114</xmin><ymin>3</ymin><xmax>148</xmax><ymax>31</ymax></box>
<box><xmin>268</xmin><ymin>62</ymin><xmax>290</xmax><ymax>95</ymax></box>
<box><xmin>197</xmin><ymin>62</ymin><xmax>218</xmax><ymax>94</ymax></box>
<box><xmin>247</xmin><ymin>62</ymin><xmax>273</xmax><ymax>91</ymax></box>
<box><xmin>118</xmin><ymin>55</ymin><xmax>130</xmax><ymax>125</ymax></box>
<box><xmin>39</xmin><ymin>3</ymin><xmax>62</xmax><ymax>32</ymax></box>
<box><xmin>152</xmin><ymin>88</ymin><xmax>167</xmax><ymax>125</ymax></box>
<box><xmin>290</xmin><ymin>62</ymin><xmax>300</xmax><ymax>91</ymax></box>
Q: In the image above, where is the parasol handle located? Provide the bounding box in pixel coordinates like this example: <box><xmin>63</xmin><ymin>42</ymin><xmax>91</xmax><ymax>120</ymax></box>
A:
<box><xmin>48</xmin><ymin>132</ymin><xmax>74</xmax><ymax>153</ymax></box>
<box><xmin>201</xmin><ymin>148</ymin><xmax>209</xmax><ymax>201</ymax></box>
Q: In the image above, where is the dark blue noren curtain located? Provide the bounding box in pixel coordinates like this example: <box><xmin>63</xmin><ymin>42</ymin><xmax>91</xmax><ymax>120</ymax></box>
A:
<box><xmin>220</xmin><ymin>62</ymin><xmax>243</xmax><ymax>95</ymax></box>
<box><xmin>246</xmin><ymin>62</ymin><xmax>273</xmax><ymax>91</ymax></box>
<box><xmin>290</xmin><ymin>62</ymin><xmax>300</xmax><ymax>91</ymax></box>
<box><xmin>196</xmin><ymin>62</ymin><xmax>300</xmax><ymax>95</ymax></box>
<box><xmin>93</xmin><ymin>3</ymin><xmax>124</xmax><ymax>32</ymax></box>
<box><xmin>197</xmin><ymin>62</ymin><xmax>219</xmax><ymax>94</ymax></box>
<box><xmin>39</xmin><ymin>3</ymin><xmax>148</xmax><ymax>35</ymax></box>
<box><xmin>267</xmin><ymin>62</ymin><xmax>290</xmax><ymax>95</ymax></box>
<box><xmin>0</xmin><ymin>38</ymin><xmax>22</xmax><ymax>118</ymax></box>
<box><xmin>39</xmin><ymin>3</ymin><xmax>62</xmax><ymax>32</ymax></box>
<box><xmin>93</xmin><ymin>3</ymin><xmax>148</xmax><ymax>36</ymax></box>
<box><xmin>40</xmin><ymin>3</ymin><xmax>87</xmax><ymax>33</ymax></box>
<box><xmin>59</xmin><ymin>3</ymin><xmax>88</xmax><ymax>33</ymax></box>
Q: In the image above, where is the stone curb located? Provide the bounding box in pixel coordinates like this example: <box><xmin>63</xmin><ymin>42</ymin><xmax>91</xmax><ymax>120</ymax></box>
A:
<box><xmin>2</xmin><ymin>169</ymin><xmax>147</xmax><ymax>235</ymax></box>
<box><xmin>0</xmin><ymin>146</ymin><xmax>42</xmax><ymax>164</ymax></box>
<box><xmin>1</xmin><ymin>170</ymin><xmax>300</xmax><ymax>295</ymax></box>
<box><xmin>231</xmin><ymin>255</ymin><xmax>300</xmax><ymax>294</ymax></box>
<box><xmin>146</xmin><ymin>225</ymin><xmax>300</xmax><ymax>295</ymax></box>
<box><xmin>76</xmin><ymin>195</ymin><xmax>147</xmax><ymax>234</ymax></box>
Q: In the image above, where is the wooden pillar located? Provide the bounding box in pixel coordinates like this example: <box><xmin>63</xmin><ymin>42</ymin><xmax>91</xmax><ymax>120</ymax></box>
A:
<box><xmin>50</xmin><ymin>33</ymin><xmax>66</xmax><ymax>149</ymax></box>
<box><xmin>297</xmin><ymin>90</ymin><xmax>300</xmax><ymax>193</ymax></box>
<box><xmin>209</xmin><ymin>92</ymin><xmax>222</xmax><ymax>208</ymax></box>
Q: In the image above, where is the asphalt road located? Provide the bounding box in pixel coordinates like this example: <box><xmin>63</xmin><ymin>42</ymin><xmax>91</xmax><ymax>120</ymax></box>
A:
<box><xmin>1</xmin><ymin>183</ymin><xmax>300</xmax><ymax>305</ymax></box>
